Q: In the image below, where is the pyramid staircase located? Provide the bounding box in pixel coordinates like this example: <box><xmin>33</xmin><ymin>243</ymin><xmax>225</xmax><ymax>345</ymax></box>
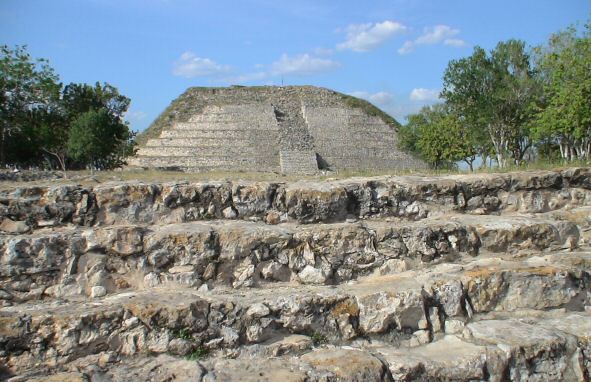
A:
<box><xmin>130</xmin><ymin>104</ymin><xmax>282</xmax><ymax>172</ymax></box>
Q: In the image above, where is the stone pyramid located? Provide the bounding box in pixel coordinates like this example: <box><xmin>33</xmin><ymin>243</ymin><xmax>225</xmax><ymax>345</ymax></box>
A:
<box><xmin>130</xmin><ymin>86</ymin><xmax>425</xmax><ymax>173</ymax></box>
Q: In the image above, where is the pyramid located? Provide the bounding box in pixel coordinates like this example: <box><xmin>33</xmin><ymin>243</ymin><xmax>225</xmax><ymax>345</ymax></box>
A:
<box><xmin>130</xmin><ymin>86</ymin><xmax>425</xmax><ymax>173</ymax></box>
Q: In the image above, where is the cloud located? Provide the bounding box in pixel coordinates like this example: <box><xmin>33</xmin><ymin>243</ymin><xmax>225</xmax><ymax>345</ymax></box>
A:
<box><xmin>313</xmin><ymin>47</ymin><xmax>334</xmax><ymax>56</ymax></box>
<box><xmin>349</xmin><ymin>91</ymin><xmax>393</xmax><ymax>106</ymax></box>
<box><xmin>337</xmin><ymin>20</ymin><xmax>407</xmax><ymax>52</ymax></box>
<box><xmin>409</xmin><ymin>88</ymin><xmax>440</xmax><ymax>101</ymax></box>
<box><xmin>368</xmin><ymin>91</ymin><xmax>392</xmax><ymax>105</ymax></box>
<box><xmin>269</xmin><ymin>54</ymin><xmax>339</xmax><ymax>76</ymax></box>
<box><xmin>125</xmin><ymin>110</ymin><xmax>147</xmax><ymax>121</ymax></box>
<box><xmin>444</xmin><ymin>38</ymin><xmax>467</xmax><ymax>47</ymax></box>
<box><xmin>172</xmin><ymin>51</ymin><xmax>231</xmax><ymax>78</ymax></box>
<box><xmin>398</xmin><ymin>25</ymin><xmax>466</xmax><ymax>54</ymax></box>
<box><xmin>223</xmin><ymin>53</ymin><xmax>339</xmax><ymax>84</ymax></box>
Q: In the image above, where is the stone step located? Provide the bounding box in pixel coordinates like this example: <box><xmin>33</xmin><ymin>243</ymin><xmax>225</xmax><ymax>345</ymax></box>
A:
<box><xmin>160</xmin><ymin>129</ymin><xmax>279</xmax><ymax>139</ymax></box>
<box><xmin>175</xmin><ymin>121</ymin><xmax>278</xmax><ymax>130</ymax></box>
<box><xmin>313</xmin><ymin>135</ymin><xmax>398</xmax><ymax>146</ymax></box>
<box><xmin>2</xmin><ymin>252</ymin><xmax>589</xmax><ymax>376</ymax></box>
<box><xmin>146</xmin><ymin>137</ymin><xmax>279</xmax><ymax>148</ymax></box>
<box><xmin>366</xmin><ymin>309</ymin><xmax>591</xmax><ymax>381</ymax></box>
<box><xmin>1</xmin><ymin>169</ymin><xmax>589</xmax><ymax>232</ymax></box>
<box><xmin>315</xmin><ymin>157</ymin><xmax>436</xmax><ymax>171</ymax></box>
<box><xmin>137</xmin><ymin>146</ymin><xmax>280</xmax><ymax>157</ymax></box>
<box><xmin>129</xmin><ymin>155</ymin><xmax>281</xmax><ymax>169</ymax></box>
<box><xmin>0</xmin><ymin>213</ymin><xmax>582</xmax><ymax>304</ymax></box>
<box><xmin>15</xmin><ymin>309</ymin><xmax>590</xmax><ymax>381</ymax></box>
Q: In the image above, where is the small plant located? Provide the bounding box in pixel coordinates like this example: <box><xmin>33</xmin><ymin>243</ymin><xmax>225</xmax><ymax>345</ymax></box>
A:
<box><xmin>311</xmin><ymin>332</ymin><xmax>328</xmax><ymax>346</ymax></box>
<box><xmin>175</xmin><ymin>327</ymin><xmax>192</xmax><ymax>340</ymax></box>
<box><xmin>185</xmin><ymin>346</ymin><xmax>208</xmax><ymax>360</ymax></box>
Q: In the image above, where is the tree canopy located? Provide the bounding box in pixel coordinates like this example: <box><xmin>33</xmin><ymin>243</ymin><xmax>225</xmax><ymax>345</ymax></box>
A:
<box><xmin>0</xmin><ymin>44</ymin><xmax>61</xmax><ymax>164</ymax></box>
<box><xmin>441</xmin><ymin>39</ymin><xmax>539</xmax><ymax>167</ymax></box>
<box><xmin>0</xmin><ymin>45</ymin><xmax>136</xmax><ymax>171</ymax></box>
<box><xmin>401</xmin><ymin>21</ymin><xmax>590</xmax><ymax>170</ymax></box>
<box><xmin>532</xmin><ymin>23</ymin><xmax>591</xmax><ymax>161</ymax></box>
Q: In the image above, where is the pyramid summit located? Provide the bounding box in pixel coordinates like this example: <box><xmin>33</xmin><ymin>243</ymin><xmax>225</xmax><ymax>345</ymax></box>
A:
<box><xmin>130</xmin><ymin>85</ymin><xmax>425</xmax><ymax>173</ymax></box>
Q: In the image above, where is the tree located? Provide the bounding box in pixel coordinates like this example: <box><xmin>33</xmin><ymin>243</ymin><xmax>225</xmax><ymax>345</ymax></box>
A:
<box><xmin>441</xmin><ymin>40</ymin><xmax>540</xmax><ymax>167</ymax></box>
<box><xmin>67</xmin><ymin>108</ymin><xmax>134</xmax><ymax>170</ymax></box>
<box><xmin>46</xmin><ymin>82</ymin><xmax>135</xmax><ymax>171</ymax></box>
<box><xmin>532</xmin><ymin>23</ymin><xmax>591</xmax><ymax>161</ymax></box>
<box><xmin>62</xmin><ymin>82</ymin><xmax>130</xmax><ymax>121</ymax></box>
<box><xmin>0</xmin><ymin>45</ymin><xmax>61</xmax><ymax>165</ymax></box>
<box><xmin>402</xmin><ymin>104</ymin><xmax>478</xmax><ymax>170</ymax></box>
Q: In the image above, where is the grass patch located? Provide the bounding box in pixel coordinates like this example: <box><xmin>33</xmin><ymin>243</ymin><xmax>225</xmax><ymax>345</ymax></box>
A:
<box><xmin>174</xmin><ymin>328</ymin><xmax>192</xmax><ymax>340</ymax></box>
<box><xmin>311</xmin><ymin>332</ymin><xmax>328</xmax><ymax>346</ymax></box>
<box><xmin>1</xmin><ymin>160</ymin><xmax>588</xmax><ymax>190</ymax></box>
<box><xmin>185</xmin><ymin>346</ymin><xmax>208</xmax><ymax>361</ymax></box>
<box><xmin>339</xmin><ymin>93</ymin><xmax>400</xmax><ymax>128</ymax></box>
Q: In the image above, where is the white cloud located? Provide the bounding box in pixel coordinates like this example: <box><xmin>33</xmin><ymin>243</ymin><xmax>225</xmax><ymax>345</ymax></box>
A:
<box><xmin>172</xmin><ymin>51</ymin><xmax>231</xmax><ymax>78</ymax></box>
<box><xmin>409</xmin><ymin>88</ymin><xmax>440</xmax><ymax>101</ymax></box>
<box><xmin>398</xmin><ymin>25</ymin><xmax>466</xmax><ymax>54</ymax></box>
<box><xmin>398</xmin><ymin>41</ymin><xmax>415</xmax><ymax>54</ymax></box>
<box><xmin>368</xmin><ymin>91</ymin><xmax>392</xmax><ymax>105</ymax></box>
<box><xmin>313</xmin><ymin>47</ymin><xmax>334</xmax><ymax>56</ymax></box>
<box><xmin>337</xmin><ymin>20</ymin><xmax>407</xmax><ymax>52</ymax></box>
<box><xmin>222</xmin><ymin>53</ymin><xmax>339</xmax><ymax>84</ymax></box>
<box><xmin>125</xmin><ymin>110</ymin><xmax>147</xmax><ymax>121</ymax></box>
<box><xmin>444</xmin><ymin>38</ymin><xmax>467</xmax><ymax>47</ymax></box>
<box><xmin>269</xmin><ymin>54</ymin><xmax>340</xmax><ymax>76</ymax></box>
<box><xmin>349</xmin><ymin>91</ymin><xmax>393</xmax><ymax>106</ymax></box>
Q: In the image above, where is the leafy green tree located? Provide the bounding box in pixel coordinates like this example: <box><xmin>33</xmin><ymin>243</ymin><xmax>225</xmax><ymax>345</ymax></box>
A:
<box><xmin>62</xmin><ymin>82</ymin><xmax>130</xmax><ymax>121</ymax></box>
<box><xmin>442</xmin><ymin>40</ymin><xmax>540</xmax><ymax>167</ymax></box>
<box><xmin>403</xmin><ymin>104</ymin><xmax>478</xmax><ymax>170</ymax></box>
<box><xmin>397</xmin><ymin>118</ymin><xmax>421</xmax><ymax>156</ymax></box>
<box><xmin>46</xmin><ymin>82</ymin><xmax>135</xmax><ymax>171</ymax></box>
<box><xmin>67</xmin><ymin>108</ymin><xmax>135</xmax><ymax>170</ymax></box>
<box><xmin>35</xmin><ymin>108</ymin><xmax>69</xmax><ymax>171</ymax></box>
<box><xmin>532</xmin><ymin>23</ymin><xmax>591</xmax><ymax>161</ymax></box>
<box><xmin>0</xmin><ymin>45</ymin><xmax>61</xmax><ymax>165</ymax></box>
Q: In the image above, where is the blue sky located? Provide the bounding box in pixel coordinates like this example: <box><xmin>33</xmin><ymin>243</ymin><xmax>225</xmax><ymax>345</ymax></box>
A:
<box><xmin>1</xmin><ymin>0</ymin><xmax>589</xmax><ymax>132</ymax></box>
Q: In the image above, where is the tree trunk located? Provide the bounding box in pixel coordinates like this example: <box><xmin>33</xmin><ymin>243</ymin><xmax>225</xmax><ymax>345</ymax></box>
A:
<box><xmin>0</xmin><ymin>126</ymin><xmax>6</xmax><ymax>166</ymax></box>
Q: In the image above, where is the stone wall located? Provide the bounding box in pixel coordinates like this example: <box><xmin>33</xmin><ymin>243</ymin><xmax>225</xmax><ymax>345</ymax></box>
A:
<box><xmin>130</xmin><ymin>86</ymin><xmax>426</xmax><ymax>173</ymax></box>
<box><xmin>303</xmin><ymin>105</ymin><xmax>425</xmax><ymax>171</ymax></box>
<box><xmin>279</xmin><ymin>150</ymin><xmax>318</xmax><ymax>174</ymax></box>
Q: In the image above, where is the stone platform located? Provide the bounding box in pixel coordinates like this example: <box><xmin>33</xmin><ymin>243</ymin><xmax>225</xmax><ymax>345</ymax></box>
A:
<box><xmin>1</xmin><ymin>168</ymin><xmax>590</xmax><ymax>381</ymax></box>
<box><xmin>130</xmin><ymin>86</ymin><xmax>425</xmax><ymax>174</ymax></box>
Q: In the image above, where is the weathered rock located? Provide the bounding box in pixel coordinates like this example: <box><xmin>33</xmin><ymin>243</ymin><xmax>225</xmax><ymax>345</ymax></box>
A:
<box><xmin>464</xmin><ymin>319</ymin><xmax>578</xmax><ymax>381</ymax></box>
<box><xmin>90</xmin><ymin>285</ymin><xmax>107</xmax><ymax>298</ymax></box>
<box><xmin>1</xmin><ymin>169</ymin><xmax>589</xmax><ymax>230</ymax></box>
<box><xmin>375</xmin><ymin>335</ymin><xmax>498</xmax><ymax>381</ymax></box>
<box><xmin>301</xmin><ymin>348</ymin><xmax>393</xmax><ymax>382</ymax></box>
<box><xmin>0</xmin><ymin>218</ymin><xmax>30</xmax><ymax>234</ymax></box>
<box><xmin>0</xmin><ymin>168</ymin><xmax>590</xmax><ymax>380</ymax></box>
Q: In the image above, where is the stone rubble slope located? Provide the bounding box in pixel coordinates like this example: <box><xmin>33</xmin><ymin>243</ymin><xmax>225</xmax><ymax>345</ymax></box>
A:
<box><xmin>0</xmin><ymin>168</ymin><xmax>590</xmax><ymax>381</ymax></box>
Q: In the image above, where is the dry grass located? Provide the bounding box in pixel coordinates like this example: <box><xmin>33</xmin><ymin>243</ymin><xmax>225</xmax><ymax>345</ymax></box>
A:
<box><xmin>330</xmin><ymin>299</ymin><xmax>360</xmax><ymax>317</ymax></box>
<box><xmin>1</xmin><ymin>160</ymin><xmax>588</xmax><ymax>189</ymax></box>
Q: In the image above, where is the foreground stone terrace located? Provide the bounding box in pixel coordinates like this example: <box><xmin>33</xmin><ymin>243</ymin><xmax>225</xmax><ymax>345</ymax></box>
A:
<box><xmin>1</xmin><ymin>168</ymin><xmax>590</xmax><ymax>381</ymax></box>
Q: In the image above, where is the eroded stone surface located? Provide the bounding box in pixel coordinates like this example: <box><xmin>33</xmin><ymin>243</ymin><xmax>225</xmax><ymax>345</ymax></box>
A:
<box><xmin>1</xmin><ymin>168</ymin><xmax>590</xmax><ymax>381</ymax></box>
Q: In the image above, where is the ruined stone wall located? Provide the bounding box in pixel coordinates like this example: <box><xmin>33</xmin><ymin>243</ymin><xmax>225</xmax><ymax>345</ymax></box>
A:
<box><xmin>130</xmin><ymin>86</ymin><xmax>426</xmax><ymax>173</ymax></box>
<box><xmin>303</xmin><ymin>105</ymin><xmax>425</xmax><ymax>171</ymax></box>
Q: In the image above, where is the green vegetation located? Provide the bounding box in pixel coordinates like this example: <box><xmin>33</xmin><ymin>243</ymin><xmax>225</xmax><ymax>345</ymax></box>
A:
<box><xmin>400</xmin><ymin>22</ymin><xmax>591</xmax><ymax>170</ymax></box>
<box><xmin>185</xmin><ymin>346</ymin><xmax>208</xmax><ymax>361</ymax></box>
<box><xmin>339</xmin><ymin>93</ymin><xmax>400</xmax><ymax>128</ymax></box>
<box><xmin>174</xmin><ymin>327</ymin><xmax>192</xmax><ymax>341</ymax></box>
<box><xmin>400</xmin><ymin>104</ymin><xmax>477</xmax><ymax>170</ymax></box>
<box><xmin>0</xmin><ymin>45</ymin><xmax>136</xmax><ymax>172</ymax></box>
<box><xmin>311</xmin><ymin>332</ymin><xmax>328</xmax><ymax>346</ymax></box>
